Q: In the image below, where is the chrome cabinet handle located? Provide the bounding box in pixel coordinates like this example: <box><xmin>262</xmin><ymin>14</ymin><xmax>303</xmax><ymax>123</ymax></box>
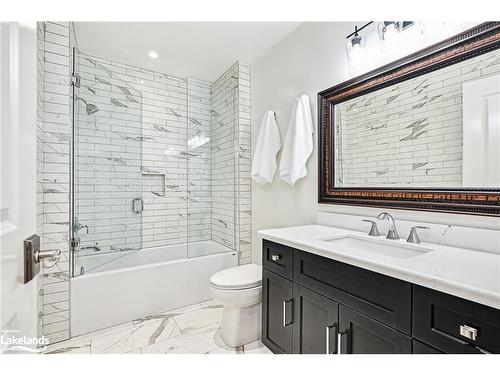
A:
<box><xmin>460</xmin><ymin>324</ymin><xmax>478</xmax><ymax>341</ymax></box>
<box><xmin>132</xmin><ymin>197</ymin><xmax>144</xmax><ymax>214</ymax></box>
<box><xmin>282</xmin><ymin>299</ymin><xmax>293</xmax><ymax>327</ymax></box>
<box><xmin>271</xmin><ymin>254</ymin><xmax>281</xmax><ymax>262</ymax></box>
<box><xmin>34</xmin><ymin>249</ymin><xmax>61</xmax><ymax>268</ymax></box>
<box><xmin>326</xmin><ymin>323</ymin><xmax>338</xmax><ymax>354</ymax></box>
<box><xmin>337</xmin><ymin>329</ymin><xmax>349</xmax><ymax>355</ymax></box>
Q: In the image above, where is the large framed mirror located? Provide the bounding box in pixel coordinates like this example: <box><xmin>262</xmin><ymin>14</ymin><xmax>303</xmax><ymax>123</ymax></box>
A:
<box><xmin>318</xmin><ymin>22</ymin><xmax>500</xmax><ymax>216</ymax></box>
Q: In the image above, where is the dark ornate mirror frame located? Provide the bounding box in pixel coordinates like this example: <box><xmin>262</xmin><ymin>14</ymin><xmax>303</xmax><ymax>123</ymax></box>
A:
<box><xmin>318</xmin><ymin>22</ymin><xmax>500</xmax><ymax>216</ymax></box>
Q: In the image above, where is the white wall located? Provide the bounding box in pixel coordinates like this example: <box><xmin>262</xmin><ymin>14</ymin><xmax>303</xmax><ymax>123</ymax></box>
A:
<box><xmin>251</xmin><ymin>22</ymin><xmax>499</xmax><ymax>264</ymax></box>
<box><xmin>251</xmin><ymin>22</ymin><xmax>354</xmax><ymax>263</ymax></box>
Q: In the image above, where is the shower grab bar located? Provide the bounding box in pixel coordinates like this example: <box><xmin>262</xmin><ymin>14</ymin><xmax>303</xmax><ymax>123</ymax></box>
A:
<box><xmin>132</xmin><ymin>197</ymin><xmax>144</xmax><ymax>214</ymax></box>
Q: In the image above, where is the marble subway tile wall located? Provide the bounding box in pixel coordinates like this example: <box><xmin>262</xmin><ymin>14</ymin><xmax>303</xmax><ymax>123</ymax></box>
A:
<box><xmin>335</xmin><ymin>48</ymin><xmax>500</xmax><ymax>188</ymax></box>
<box><xmin>38</xmin><ymin>21</ymin><xmax>72</xmax><ymax>343</ymax></box>
<box><xmin>236</xmin><ymin>64</ymin><xmax>252</xmax><ymax>264</ymax></box>
<box><xmin>210</xmin><ymin>65</ymin><xmax>238</xmax><ymax>250</ymax></box>
<box><xmin>141</xmin><ymin>71</ymin><xmax>190</xmax><ymax>248</ymax></box>
<box><xmin>210</xmin><ymin>62</ymin><xmax>252</xmax><ymax>264</ymax></box>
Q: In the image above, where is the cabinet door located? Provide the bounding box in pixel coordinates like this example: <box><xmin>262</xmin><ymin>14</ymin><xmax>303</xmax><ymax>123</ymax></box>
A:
<box><xmin>339</xmin><ymin>305</ymin><xmax>412</xmax><ymax>354</ymax></box>
<box><xmin>262</xmin><ymin>269</ymin><xmax>294</xmax><ymax>354</ymax></box>
<box><xmin>293</xmin><ymin>284</ymin><xmax>339</xmax><ymax>354</ymax></box>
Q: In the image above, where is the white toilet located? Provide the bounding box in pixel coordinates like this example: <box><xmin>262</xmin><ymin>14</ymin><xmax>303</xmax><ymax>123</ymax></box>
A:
<box><xmin>210</xmin><ymin>263</ymin><xmax>262</xmax><ymax>347</ymax></box>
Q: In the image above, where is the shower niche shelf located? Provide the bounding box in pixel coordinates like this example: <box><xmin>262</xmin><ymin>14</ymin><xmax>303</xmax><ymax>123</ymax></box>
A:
<box><xmin>142</xmin><ymin>172</ymin><xmax>166</xmax><ymax>197</ymax></box>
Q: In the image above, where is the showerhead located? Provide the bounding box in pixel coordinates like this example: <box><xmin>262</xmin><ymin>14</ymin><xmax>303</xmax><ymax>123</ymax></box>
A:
<box><xmin>75</xmin><ymin>96</ymin><xmax>99</xmax><ymax>115</ymax></box>
<box><xmin>86</xmin><ymin>103</ymin><xmax>99</xmax><ymax>115</ymax></box>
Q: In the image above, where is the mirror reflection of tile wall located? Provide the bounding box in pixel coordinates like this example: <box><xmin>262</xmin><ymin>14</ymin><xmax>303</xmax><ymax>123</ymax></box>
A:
<box><xmin>334</xmin><ymin>48</ymin><xmax>500</xmax><ymax>188</ymax></box>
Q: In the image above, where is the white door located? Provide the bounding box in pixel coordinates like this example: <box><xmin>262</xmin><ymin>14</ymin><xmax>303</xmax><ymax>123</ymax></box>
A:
<box><xmin>0</xmin><ymin>22</ymin><xmax>40</xmax><ymax>353</ymax></box>
<box><xmin>463</xmin><ymin>74</ymin><xmax>500</xmax><ymax>187</ymax></box>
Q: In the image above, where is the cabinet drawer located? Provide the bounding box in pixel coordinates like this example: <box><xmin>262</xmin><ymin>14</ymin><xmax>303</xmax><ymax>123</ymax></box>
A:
<box><xmin>262</xmin><ymin>240</ymin><xmax>293</xmax><ymax>279</ymax></box>
<box><xmin>294</xmin><ymin>249</ymin><xmax>412</xmax><ymax>334</ymax></box>
<box><xmin>413</xmin><ymin>286</ymin><xmax>500</xmax><ymax>354</ymax></box>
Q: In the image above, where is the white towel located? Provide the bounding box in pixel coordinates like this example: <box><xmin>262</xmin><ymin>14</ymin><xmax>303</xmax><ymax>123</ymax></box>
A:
<box><xmin>251</xmin><ymin>110</ymin><xmax>281</xmax><ymax>185</ymax></box>
<box><xmin>279</xmin><ymin>94</ymin><xmax>314</xmax><ymax>185</ymax></box>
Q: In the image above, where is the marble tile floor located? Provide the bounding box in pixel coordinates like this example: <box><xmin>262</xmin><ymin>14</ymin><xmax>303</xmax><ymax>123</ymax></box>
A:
<box><xmin>43</xmin><ymin>299</ymin><xmax>272</xmax><ymax>355</ymax></box>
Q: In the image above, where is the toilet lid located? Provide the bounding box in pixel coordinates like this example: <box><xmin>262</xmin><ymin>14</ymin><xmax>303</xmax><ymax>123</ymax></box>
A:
<box><xmin>210</xmin><ymin>264</ymin><xmax>262</xmax><ymax>290</ymax></box>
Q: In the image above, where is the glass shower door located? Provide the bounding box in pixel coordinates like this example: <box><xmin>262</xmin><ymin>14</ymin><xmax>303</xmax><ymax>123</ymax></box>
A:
<box><xmin>71</xmin><ymin>49</ymin><xmax>143</xmax><ymax>276</ymax></box>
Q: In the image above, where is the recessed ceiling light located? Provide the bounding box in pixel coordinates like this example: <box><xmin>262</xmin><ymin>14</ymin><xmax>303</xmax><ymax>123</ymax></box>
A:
<box><xmin>148</xmin><ymin>50</ymin><xmax>159</xmax><ymax>59</ymax></box>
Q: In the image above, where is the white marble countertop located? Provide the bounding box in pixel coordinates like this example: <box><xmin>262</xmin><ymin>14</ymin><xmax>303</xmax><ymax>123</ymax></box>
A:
<box><xmin>258</xmin><ymin>225</ymin><xmax>500</xmax><ymax>310</ymax></box>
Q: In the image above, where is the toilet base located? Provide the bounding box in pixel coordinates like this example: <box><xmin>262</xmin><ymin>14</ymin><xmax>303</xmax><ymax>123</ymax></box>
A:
<box><xmin>220</xmin><ymin>302</ymin><xmax>262</xmax><ymax>348</ymax></box>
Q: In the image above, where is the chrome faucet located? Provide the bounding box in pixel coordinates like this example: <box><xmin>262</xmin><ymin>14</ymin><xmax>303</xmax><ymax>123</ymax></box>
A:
<box><xmin>73</xmin><ymin>218</ymin><xmax>89</xmax><ymax>234</ymax></box>
<box><xmin>376</xmin><ymin>212</ymin><xmax>400</xmax><ymax>240</ymax></box>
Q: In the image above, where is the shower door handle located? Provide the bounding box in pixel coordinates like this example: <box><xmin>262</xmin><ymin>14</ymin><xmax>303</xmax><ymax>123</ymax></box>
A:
<box><xmin>132</xmin><ymin>198</ymin><xmax>144</xmax><ymax>214</ymax></box>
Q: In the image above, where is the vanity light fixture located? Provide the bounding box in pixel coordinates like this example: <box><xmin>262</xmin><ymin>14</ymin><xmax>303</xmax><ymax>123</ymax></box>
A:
<box><xmin>148</xmin><ymin>50</ymin><xmax>159</xmax><ymax>59</ymax></box>
<box><xmin>345</xmin><ymin>22</ymin><xmax>372</xmax><ymax>69</ymax></box>
<box><xmin>378</xmin><ymin>21</ymin><xmax>415</xmax><ymax>41</ymax></box>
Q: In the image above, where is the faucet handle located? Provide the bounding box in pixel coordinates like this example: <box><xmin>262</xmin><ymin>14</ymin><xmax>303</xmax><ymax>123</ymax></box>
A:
<box><xmin>407</xmin><ymin>226</ymin><xmax>429</xmax><ymax>244</ymax></box>
<box><xmin>362</xmin><ymin>219</ymin><xmax>380</xmax><ymax>237</ymax></box>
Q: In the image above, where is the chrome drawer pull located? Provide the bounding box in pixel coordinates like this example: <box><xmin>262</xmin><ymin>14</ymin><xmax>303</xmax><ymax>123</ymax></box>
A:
<box><xmin>460</xmin><ymin>324</ymin><xmax>478</xmax><ymax>341</ymax></box>
<box><xmin>282</xmin><ymin>299</ymin><xmax>293</xmax><ymax>327</ymax></box>
<box><xmin>271</xmin><ymin>254</ymin><xmax>281</xmax><ymax>262</ymax></box>
<box><xmin>338</xmin><ymin>329</ymin><xmax>349</xmax><ymax>355</ymax></box>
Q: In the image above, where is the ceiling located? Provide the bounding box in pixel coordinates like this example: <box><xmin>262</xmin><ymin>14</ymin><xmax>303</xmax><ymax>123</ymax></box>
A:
<box><xmin>73</xmin><ymin>22</ymin><xmax>300</xmax><ymax>81</ymax></box>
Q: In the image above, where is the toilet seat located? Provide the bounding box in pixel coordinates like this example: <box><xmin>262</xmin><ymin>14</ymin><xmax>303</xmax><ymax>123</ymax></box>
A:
<box><xmin>210</xmin><ymin>264</ymin><xmax>262</xmax><ymax>290</ymax></box>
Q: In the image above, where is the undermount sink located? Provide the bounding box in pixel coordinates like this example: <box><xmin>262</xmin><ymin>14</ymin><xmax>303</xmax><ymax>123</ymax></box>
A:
<box><xmin>320</xmin><ymin>235</ymin><xmax>434</xmax><ymax>259</ymax></box>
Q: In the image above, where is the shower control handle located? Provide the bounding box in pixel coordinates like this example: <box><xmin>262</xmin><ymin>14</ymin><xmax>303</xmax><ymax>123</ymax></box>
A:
<box><xmin>132</xmin><ymin>197</ymin><xmax>144</xmax><ymax>214</ymax></box>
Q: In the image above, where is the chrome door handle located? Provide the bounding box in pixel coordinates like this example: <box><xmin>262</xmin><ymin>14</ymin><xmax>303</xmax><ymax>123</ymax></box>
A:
<box><xmin>132</xmin><ymin>197</ymin><xmax>144</xmax><ymax>214</ymax></box>
<box><xmin>35</xmin><ymin>249</ymin><xmax>61</xmax><ymax>268</ymax></box>
<box><xmin>337</xmin><ymin>329</ymin><xmax>349</xmax><ymax>355</ymax></box>
<box><xmin>326</xmin><ymin>323</ymin><xmax>338</xmax><ymax>354</ymax></box>
<box><xmin>282</xmin><ymin>299</ymin><xmax>293</xmax><ymax>327</ymax></box>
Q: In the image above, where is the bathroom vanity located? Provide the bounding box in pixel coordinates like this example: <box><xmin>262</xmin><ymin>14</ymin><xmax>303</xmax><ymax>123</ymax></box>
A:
<box><xmin>263</xmin><ymin>23</ymin><xmax>500</xmax><ymax>355</ymax></box>
<box><xmin>259</xmin><ymin>225</ymin><xmax>500</xmax><ymax>354</ymax></box>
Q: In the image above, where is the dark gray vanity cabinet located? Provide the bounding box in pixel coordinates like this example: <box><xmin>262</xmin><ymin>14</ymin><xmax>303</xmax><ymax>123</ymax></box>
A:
<box><xmin>261</xmin><ymin>239</ymin><xmax>500</xmax><ymax>354</ymax></box>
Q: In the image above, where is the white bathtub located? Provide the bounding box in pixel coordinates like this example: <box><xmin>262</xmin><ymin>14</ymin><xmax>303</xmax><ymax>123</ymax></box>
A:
<box><xmin>70</xmin><ymin>241</ymin><xmax>238</xmax><ymax>336</ymax></box>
